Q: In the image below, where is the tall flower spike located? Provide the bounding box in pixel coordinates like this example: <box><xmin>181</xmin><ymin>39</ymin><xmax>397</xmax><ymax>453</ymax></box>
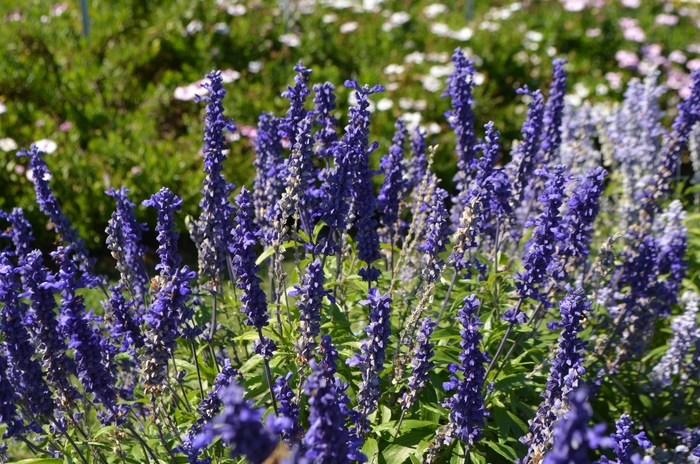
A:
<box><xmin>46</xmin><ymin>246</ymin><xmax>123</xmax><ymax>424</ymax></box>
<box><xmin>0</xmin><ymin>254</ymin><xmax>55</xmax><ymax>422</ymax></box>
<box><xmin>595</xmin><ymin>414</ymin><xmax>652</xmax><ymax>464</ymax></box>
<box><xmin>0</xmin><ymin>353</ymin><xmax>22</xmax><ymax>438</ymax></box>
<box><xmin>401</xmin><ymin>316</ymin><xmax>436</xmax><ymax>412</ymax></box>
<box><xmin>253</xmin><ymin>112</ymin><xmax>285</xmax><ymax>235</ymax></box>
<box><xmin>515</xmin><ymin>165</ymin><xmax>569</xmax><ymax>303</ymax></box>
<box><xmin>653</xmin><ymin>200</ymin><xmax>687</xmax><ymax>311</ymax></box>
<box><xmin>378</xmin><ymin>117</ymin><xmax>408</xmax><ymax>243</ymax></box>
<box><xmin>523</xmin><ymin>287</ymin><xmax>591</xmax><ymax>460</ymax></box>
<box><xmin>640</xmin><ymin>68</ymin><xmax>700</xmax><ymax>219</ymax></box>
<box><xmin>105</xmin><ymin>186</ymin><xmax>149</xmax><ymax>312</ymax></box>
<box><xmin>551</xmin><ymin>166</ymin><xmax>607</xmax><ymax>280</ymax></box>
<box><xmin>542</xmin><ymin>388</ymin><xmax>613</xmax><ymax>464</ymax></box>
<box><xmin>193</xmin><ymin>381</ymin><xmax>288</xmax><ymax>464</ymax></box>
<box><xmin>143</xmin><ymin>187</ymin><xmax>182</xmax><ymax>278</ymax></box>
<box><xmin>420</xmin><ymin>187</ymin><xmax>451</xmax><ymax>284</ymax></box>
<box><xmin>274</xmin><ymin>373</ymin><xmax>303</xmax><ymax>443</ymax></box>
<box><xmin>232</xmin><ymin>188</ymin><xmax>276</xmax><ymax>359</ymax></box>
<box><xmin>104</xmin><ymin>283</ymin><xmax>144</xmax><ymax>355</ymax></box>
<box><xmin>21</xmin><ymin>250</ymin><xmax>80</xmax><ymax>406</ymax></box>
<box><xmin>280</xmin><ymin>61</ymin><xmax>313</xmax><ymax>150</ymax></box>
<box><xmin>443</xmin><ymin>48</ymin><xmax>478</xmax><ymax>227</ymax></box>
<box><xmin>442</xmin><ymin>295</ymin><xmax>489</xmax><ymax>446</ymax></box>
<box><xmin>303</xmin><ymin>361</ymin><xmax>367</xmax><ymax>464</ymax></box>
<box><xmin>313</xmin><ymin>82</ymin><xmax>338</xmax><ymax>161</ymax></box>
<box><xmin>408</xmin><ymin>126</ymin><xmax>428</xmax><ymax>194</ymax></box>
<box><xmin>191</xmin><ymin>70</ymin><xmax>237</xmax><ymax>292</ymax></box>
<box><xmin>347</xmin><ymin>288</ymin><xmax>392</xmax><ymax>436</ymax></box>
<box><xmin>17</xmin><ymin>144</ymin><xmax>94</xmax><ymax>274</ymax></box>
<box><xmin>508</xmin><ymin>87</ymin><xmax>546</xmax><ymax>206</ymax></box>
<box><xmin>293</xmin><ymin>260</ymin><xmax>331</xmax><ymax>363</ymax></box>
<box><xmin>2</xmin><ymin>208</ymin><xmax>35</xmax><ymax>264</ymax></box>
<box><xmin>539</xmin><ymin>59</ymin><xmax>568</xmax><ymax>165</ymax></box>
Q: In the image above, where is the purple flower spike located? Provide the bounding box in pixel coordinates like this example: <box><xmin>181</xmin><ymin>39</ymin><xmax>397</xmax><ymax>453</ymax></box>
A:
<box><xmin>378</xmin><ymin>117</ymin><xmax>408</xmax><ymax>242</ymax></box>
<box><xmin>542</xmin><ymin>388</ymin><xmax>613</xmax><ymax>464</ymax></box>
<box><xmin>192</xmin><ymin>70</ymin><xmax>237</xmax><ymax>292</ymax></box>
<box><xmin>442</xmin><ymin>295</ymin><xmax>489</xmax><ymax>446</ymax></box>
<box><xmin>402</xmin><ymin>317</ymin><xmax>436</xmax><ymax>412</ymax></box>
<box><xmin>408</xmin><ymin>126</ymin><xmax>428</xmax><ymax>193</ymax></box>
<box><xmin>253</xmin><ymin>112</ymin><xmax>285</xmax><ymax>235</ymax></box>
<box><xmin>594</xmin><ymin>414</ymin><xmax>652</xmax><ymax>464</ymax></box>
<box><xmin>280</xmin><ymin>61</ymin><xmax>313</xmax><ymax>150</ymax></box>
<box><xmin>420</xmin><ymin>187</ymin><xmax>451</xmax><ymax>283</ymax></box>
<box><xmin>0</xmin><ymin>353</ymin><xmax>22</xmax><ymax>438</ymax></box>
<box><xmin>17</xmin><ymin>144</ymin><xmax>94</xmax><ymax>274</ymax></box>
<box><xmin>143</xmin><ymin>187</ymin><xmax>183</xmax><ymax>278</ymax></box>
<box><xmin>193</xmin><ymin>381</ymin><xmax>287</xmax><ymax>464</ymax></box>
<box><xmin>294</xmin><ymin>260</ymin><xmax>331</xmax><ymax>363</ymax></box>
<box><xmin>539</xmin><ymin>59</ymin><xmax>568</xmax><ymax>165</ymax></box>
<box><xmin>313</xmin><ymin>82</ymin><xmax>338</xmax><ymax>161</ymax></box>
<box><xmin>1</xmin><ymin>208</ymin><xmax>35</xmax><ymax>264</ymax></box>
<box><xmin>0</xmin><ymin>254</ymin><xmax>55</xmax><ymax>422</ymax></box>
<box><xmin>347</xmin><ymin>288</ymin><xmax>392</xmax><ymax>435</ymax></box>
<box><xmin>274</xmin><ymin>373</ymin><xmax>303</xmax><ymax>443</ymax></box>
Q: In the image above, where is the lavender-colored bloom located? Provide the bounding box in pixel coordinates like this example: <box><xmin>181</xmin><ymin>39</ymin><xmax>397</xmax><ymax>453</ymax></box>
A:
<box><xmin>318</xmin><ymin>334</ymin><xmax>339</xmax><ymax>378</ymax></box>
<box><xmin>347</xmin><ymin>288</ymin><xmax>392</xmax><ymax>435</ymax></box>
<box><xmin>274</xmin><ymin>373</ymin><xmax>303</xmax><ymax>443</ymax></box>
<box><xmin>442</xmin><ymin>295</ymin><xmax>489</xmax><ymax>446</ymax></box>
<box><xmin>193</xmin><ymin>381</ymin><xmax>287</xmax><ymax>464</ymax></box>
<box><xmin>1</xmin><ymin>208</ymin><xmax>35</xmax><ymax>263</ymax></box>
<box><xmin>0</xmin><ymin>354</ymin><xmax>22</xmax><ymax>438</ymax></box>
<box><xmin>420</xmin><ymin>187</ymin><xmax>451</xmax><ymax>283</ymax></box>
<box><xmin>559</xmin><ymin>103</ymin><xmax>602</xmax><ymax>173</ymax></box>
<box><xmin>653</xmin><ymin>291</ymin><xmax>700</xmax><ymax>386</ymax></box>
<box><xmin>17</xmin><ymin>144</ymin><xmax>94</xmax><ymax>274</ymax></box>
<box><xmin>293</xmin><ymin>260</ymin><xmax>331</xmax><ymax>363</ymax></box>
<box><xmin>104</xmin><ymin>283</ymin><xmax>144</xmax><ymax>354</ymax></box>
<box><xmin>401</xmin><ymin>317</ymin><xmax>436</xmax><ymax>412</ymax></box>
<box><xmin>143</xmin><ymin>187</ymin><xmax>182</xmax><ymax>278</ymax></box>
<box><xmin>551</xmin><ymin>166</ymin><xmax>607</xmax><ymax>279</ymax></box>
<box><xmin>346</xmin><ymin>79</ymin><xmax>383</xmax><ymax>283</ymax></box>
<box><xmin>595</xmin><ymin>414</ymin><xmax>652</xmax><ymax>464</ymax></box>
<box><xmin>508</xmin><ymin>87</ymin><xmax>546</xmax><ymax>206</ymax></box>
<box><xmin>280</xmin><ymin>61</ymin><xmax>312</xmax><ymax>149</ymax></box>
<box><xmin>20</xmin><ymin>250</ymin><xmax>79</xmax><ymax>405</ymax></box>
<box><xmin>192</xmin><ymin>70</ymin><xmax>237</xmax><ymax>291</ymax></box>
<box><xmin>0</xmin><ymin>254</ymin><xmax>54</xmax><ymax>421</ymax></box>
<box><xmin>443</xmin><ymin>48</ymin><xmax>478</xmax><ymax>227</ymax></box>
<box><xmin>408</xmin><ymin>126</ymin><xmax>428</xmax><ymax>193</ymax></box>
<box><xmin>303</xmin><ymin>361</ymin><xmax>367</xmax><ymax>464</ymax></box>
<box><xmin>539</xmin><ymin>59</ymin><xmax>568</xmax><ymax>165</ymax></box>
<box><xmin>312</xmin><ymin>82</ymin><xmax>338</xmax><ymax>161</ymax></box>
<box><xmin>542</xmin><ymin>388</ymin><xmax>613</xmax><ymax>464</ymax></box>
<box><xmin>45</xmin><ymin>246</ymin><xmax>123</xmax><ymax>424</ymax></box>
<box><xmin>176</xmin><ymin>360</ymin><xmax>238</xmax><ymax>464</ymax></box>
<box><xmin>253</xmin><ymin>112</ymin><xmax>285</xmax><ymax>233</ymax></box>
<box><xmin>377</xmin><ymin>118</ymin><xmax>408</xmax><ymax>241</ymax></box>
<box><xmin>232</xmin><ymin>188</ymin><xmax>276</xmax><ymax>359</ymax></box>
<box><xmin>640</xmin><ymin>69</ymin><xmax>700</xmax><ymax>218</ymax></box>
<box><xmin>283</xmin><ymin>114</ymin><xmax>316</xmax><ymax>236</ymax></box>
<box><xmin>105</xmin><ymin>186</ymin><xmax>149</xmax><ymax>311</ymax></box>
<box><xmin>654</xmin><ymin>200</ymin><xmax>687</xmax><ymax>309</ymax></box>
<box><xmin>524</xmin><ymin>287</ymin><xmax>591</xmax><ymax>458</ymax></box>
<box><xmin>516</xmin><ymin>165</ymin><xmax>569</xmax><ymax>302</ymax></box>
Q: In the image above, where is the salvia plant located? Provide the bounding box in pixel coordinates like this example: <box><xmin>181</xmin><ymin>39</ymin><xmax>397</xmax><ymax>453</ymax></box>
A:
<box><xmin>1</xmin><ymin>52</ymin><xmax>700</xmax><ymax>464</ymax></box>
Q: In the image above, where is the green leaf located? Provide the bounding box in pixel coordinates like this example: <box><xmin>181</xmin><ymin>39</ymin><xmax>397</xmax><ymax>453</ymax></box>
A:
<box><xmin>493</xmin><ymin>406</ymin><xmax>510</xmax><ymax>441</ymax></box>
<box><xmin>14</xmin><ymin>460</ymin><xmax>63</xmax><ymax>464</ymax></box>
<box><xmin>255</xmin><ymin>242</ymin><xmax>294</xmax><ymax>265</ymax></box>
<box><xmin>383</xmin><ymin>444</ymin><xmax>414</xmax><ymax>464</ymax></box>
<box><xmin>362</xmin><ymin>437</ymin><xmax>379</xmax><ymax>462</ymax></box>
<box><xmin>375</xmin><ymin>420</ymin><xmax>438</xmax><ymax>433</ymax></box>
<box><xmin>93</xmin><ymin>425</ymin><xmax>120</xmax><ymax>438</ymax></box>
<box><xmin>485</xmin><ymin>440</ymin><xmax>518</xmax><ymax>461</ymax></box>
<box><xmin>240</xmin><ymin>354</ymin><xmax>264</xmax><ymax>374</ymax></box>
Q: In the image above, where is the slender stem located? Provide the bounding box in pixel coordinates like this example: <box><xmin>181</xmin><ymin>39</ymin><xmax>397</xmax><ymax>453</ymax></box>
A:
<box><xmin>389</xmin><ymin>230</ymin><xmax>395</xmax><ymax>282</ymax></box>
<box><xmin>484</xmin><ymin>299</ymin><xmax>523</xmax><ymax>380</ymax></box>
<box><xmin>127</xmin><ymin>418</ymin><xmax>159</xmax><ymax>464</ymax></box>
<box><xmin>209</xmin><ymin>293</ymin><xmax>218</xmax><ymax>339</ymax></box>
<box><xmin>191</xmin><ymin>339</ymin><xmax>205</xmax><ymax>400</ymax></box>
<box><xmin>18</xmin><ymin>435</ymin><xmax>53</xmax><ymax>456</ymax></box>
<box><xmin>171</xmin><ymin>352</ymin><xmax>192</xmax><ymax>413</ymax></box>
<box><xmin>437</xmin><ymin>271</ymin><xmax>458</xmax><ymax>325</ymax></box>
<box><xmin>258</xmin><ymin>328</ymin><xmax>279</xmax><ymax>414</ymax></box>
<box><xmin>52</xmin><ymin>418</ymin><xmax>89</xmax><ymax>464</ymax></box>
<box><xmin>394</xmin><ymin>408</ymin><xmax>407</xmax><ymax>438</ymax></box>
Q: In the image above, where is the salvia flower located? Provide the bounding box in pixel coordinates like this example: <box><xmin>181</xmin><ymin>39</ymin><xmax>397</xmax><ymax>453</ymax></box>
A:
<box><xmin>347</xmin><ymin>288</ymin><xmax>392</xmax><ymax>435</ymax></box>
<box><xmin>21</xmin><ymin>251</ymin><xmax>79</xmax><ymax>406</ymax></box>
<box><xmin>516</xmin><ymin>165</ymin><xmax>569</xmax><ymax>303</ymax></box>
<box><xmin>441</xmin><ymin>295</ymin><xmax>489</xmax><ymax>446</ymax></box>
<box><xmin>595</xmin><ymin>414</ymin><xmax>652</xmax><ymax>464</ymax></box>
<box><xmin>105</xmin><ymin>186</ymin><xmax>149</xmax><ymax>311</ymax></box>
<box><xmin>303</xmin><ymin>360</ymin><xmax>367</xmax><ymax>464</ymax></box>
<box><xmin>280</xmin><ymin>61</ymin><xmax>312</xmax><ymax>149</ymax></box>
<box><xmin>401</xmin><ymin>316</ymin><xmax>436</xmax><ymax>412</ymax></box>
<box><xmin>191</xmin><ymin>70</ymin><xmax>237</xmax><ymax>292</ymax></box>
<box><xmin>143</xmin><ymin>187</ymin><xmax>183</xmax><ymax>278</ymax></box>
<box><xmin>653</xmin><ymin>200</ymin><xmax>687</xmax><ymax>310</ymax></box>
<box><xmin>377</xmin><ymin>117</ymin><xmax>408</xmax><ymax>241</ymax></box>
<box><xmin>420</xmin><ymin>187</ymin><xmax>451</xmax><ymax>283</ymax></box>
<box><xmin>539</xmin><ymin>59</ymin><xmax>568</xmax><ymax>165</ymax></box>
<box><xmin>193</xmin><ymin>381</ymin><xmax>288</xmax><ymax>464</ymax></box>
<box><xmin>508</xmin><ymin>87</ymin><xmax>546</xmax><ymax>206</ymax></box>
<box><xmin>551</xmin><ymin>166</ymin><xmax>607</xmax><ymax>280</ymax></box>
<box><xmin>0</xmin><ymin>254</ymin><xmax>54</xmax><ymax>421</ymax></box>
<box><xmin>443</xmin><ymin>48</ymin><xmax>478</xmax><ymax>227</ymax></box>
<box><xmin>408</xmin><ymin>126</ymin><xmax>428</xmax><ymax>194</ymax></box>
<box><xmin>0</xmin><ymin>353</ymin><xmax>22</xmax><ymax>438</ymax></box>
<box><xmin>2</xmin><ymin>208</ymin><xmax>35</xmax><ymax>264</ymax></box>
<box><xmin>640</xmin><ymin>68</ymin><xmax>700</xmax><ymax>219</ymax></box>
<box><xmin>252</xmin><ymin>112</ymin><xmax>285</xmax><ymax>234</ymax></box>
<box><xmin>523</xmin><ymin>287</ymin><xmax>591</xmax><ymax>459</ymax></box>
<box><xmin>312</xmin><ymin>82</ymin><xmax>338</xmax><ymax>161</ymax></box>
<box><xmin>104</xmin><ymin>283</ymin><xmax>144</xmax><ymax>354</ymax></box>
<box><xmin>46</xmin><ymin>246</ymin><xmax>123</xmax><ymax>424</ymax></box>
<box><xmin>542</xmin><ymin>387</ymin><xmax>613</xmax><ymax>464</ymax></box>
<box><xmin>17</xmin><ymin>144</ymin><xmax>94</xmax><ymax>274</ymax></box>
<box><xmin>232</xmin><ymin>188</ymin><xmax>276</xmax><ymax>359</ymax></box>
<box><xmin>293</xmin><ymin>259</ymin><xmax>331</xmax><ymax>363</ymax></box>
<box><xmin>274</xmin><ymin>373</ymin><xmax>303</xmax><ymax>443</ymax></box>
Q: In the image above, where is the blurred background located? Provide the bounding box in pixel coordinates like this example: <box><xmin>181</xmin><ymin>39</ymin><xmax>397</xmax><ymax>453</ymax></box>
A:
<box><xmin>1</xmin><ymin>0</ymin><xmax>698</xmax><ymax>270</ymax></box>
